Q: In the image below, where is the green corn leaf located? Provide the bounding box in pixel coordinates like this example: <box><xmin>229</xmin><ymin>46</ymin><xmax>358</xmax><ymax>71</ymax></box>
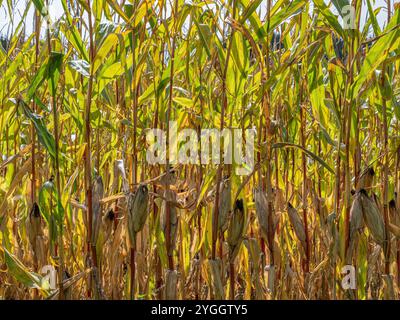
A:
<box><xmin>32</xmin><ymin>0</ymin><xmax>48</xmax><ymax>17</ymax></box>
<box><xmin>48</xmin><ymin>52</ymin><xmax>63</xmax><ymax>97</ymax></box>
<box><xmin>352</xmin><ymin>9</ymin><xmax>400</xmax><ymax>98</ymax></box>
<box><xmin>19</xmin><ymin>100</ymin><xmax>57</xmax><ymax>161</ymax></box>
<box><xmin>273</xmin><ymin>142</ymin><xmax>335</xmax><ymax>174</ymax></box>
<box><xmin>2</xmin><ymin>247</ymin><xmax>50</xmax><ymax>296</ymax></box>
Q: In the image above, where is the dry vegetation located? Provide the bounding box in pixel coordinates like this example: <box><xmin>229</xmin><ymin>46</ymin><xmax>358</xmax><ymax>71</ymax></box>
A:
<box><xmin>0</xmin><ymin>0</ymin><xmax>400</xmax><ymax>300</ymax></box>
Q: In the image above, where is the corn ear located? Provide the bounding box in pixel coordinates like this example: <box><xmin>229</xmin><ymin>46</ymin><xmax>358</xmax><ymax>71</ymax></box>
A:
<box><xmin>227</xmin><ymin>199</ymin><xmax>245</xmax><ymax>261</ymax></box>
<box><xmin>287</xmin><ymin>203</ymin><xmax>307</xmax><ymax>253</ymax></box>
<box><xmin>161</xmin><ymin>189</ymin><xmax>178</xmax><ymax>256</ymax></box>
<box><xmin>346</xmin><ymin>193</ymin><xmax>364</xmax><ymax>263</ymax></box>
<box><xmin>356</xmin><ymin>167</ymin><xmax>374</xmax><ymax>191</ymax></box>
<box><xmin>359</xmin><ymin>189</ymin><xmax>386</xmax><ymax>246</ymax></box>
<box><xmin>102</xmin><ymin>209</ymin><xmax>115</xmax><ymax>242</ymax></box>
<box><xmin>254</xmin><ymin>187</ymin><xmax>269</xmax><ymax>242</ymax></box>
<box><xmin>26</xmin><ymin>203</ymin><xmax>46</xmax><ymax>268</ymax></box>
<box><xmin>389</xmin><ymin>199</ymin><xmax>399</xmax><ymax>227</ymax></box>
<box><xmin>349</xmin><ymin>193</ymin><xmax>364</xmax><ymax>238</ymax></box>
<box><xmin>127</xmin><ymin>184</ymin><xmax>149</xmax><ymax>248</ymax></box>
<box><xmin>209</xmin><ymin>259</ymin><xmax>224</xmax><ymax>299</ymax></box>
<box><xmin>28</xmin><ymin>202</ymin><xmax>43</xmax><ymax>240</ymax></box>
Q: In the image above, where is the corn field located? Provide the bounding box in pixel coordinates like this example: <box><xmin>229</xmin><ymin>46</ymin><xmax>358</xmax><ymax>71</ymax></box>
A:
<box><xmin>0</xmin><ymin>0</ymin><xmax>400</xmax><ymax>300</ymax></box>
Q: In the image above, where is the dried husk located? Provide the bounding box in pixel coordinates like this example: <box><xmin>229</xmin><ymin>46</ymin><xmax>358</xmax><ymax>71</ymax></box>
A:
<box><xmin>209</xmin><ymin>259</ymin><xmax>224</xmax><ymax>299</ymax></box>
<box><xmin>165</xmin><ymin>269</ymin><xmax>178</xmax><ymax>300</ymax></box>
<box><xmin>160</xmin><ymin>168</ymin><xmax>177</xmax><ymax>185</ymax></box>
<box><xmin>346</xmin><ymin>193</ymin><xmax>364</xmax><ymax>263</ymax></box>
<box><xmin>244</xmin><ymin>238</ymin><xmax>264</xmax><ymax>299</ymax></box>
<box><xmin>359</xmin><ymin>190</ymin><xmax>386</xmax><ymax>246</ymax></box>
<box><xmin>227</xmin><ymin>199</ymin><xmax>245</xmax><ymax>261</ymax></box>
<box><xmin>254</xmin><ymin>188</ymin><xmax>269</xmax><ymax>242</ymax></box>
<box><xmin>218</xmin><ymin>178</ymin><xmax>231</xmax><ymax>233</ymax></box>
<box><xmin>325</xmin><ymin>213</ymin><xmax>339</xmax><ymax>265</ymax></box>
<box><xmin>28</xmin><ymin>202</ymin><xmax>43</xmax><ymax>240</ymax></box>
<box><xmin>287</xmin><ymin>203</ymin><xmax>307</xmax><ymax>253</ymax></box>
<box><xmin>110</xmin><ymin>221</ymin><xmax>125</xmax><ymax>299</ymax></box>
<box><xmin>273</xmin><ymin>187</ymin><xmax>285</xmax><ymax>213</ymax></box>
<box><xmin>310</xmin><ymin>185</ymin><xmax>328</xmax><ymax>226</ymax></box>
<box><xmin>92</xmin><ymin>176</ymin><xmax>104</xmax><ymax>245</ymax></box>
<box><xmin>383</xmin><ymin>274</ymin><xmax>395</xmax><ymax>300</ymax></box>
<box><xmin>367</xmin><ymin>245</ymin><xmax>382</xmax><ymax>299</ymax></box>
<box><xmin>112</xmin><ymin>159</ymin><xmax>129</xmax><ymax>194</ymax></box>
<box><xmin>184</xmin><ymin>253</ymin><xmax>201</xmax><ymax>297</ymax></box>
<box><xmin>26</xmin><ymin>203</ymin><xmax>46</xmax><ymax>268</ymax></box>
<box><xmin>356</xmin><ymin>167</ymin><xmax>375</xmax><ymax>191</ymax></box>
<box><xmin>161</xmin><ymin>189</ymin><xmax>178</xmax><ymax>256</ymax></box>
<box><xmin>389</xmin><ymin>199</ymin><xmax>399</xmax><ymax>227</ymax></box>
<box><xmin>272</xmin><ymin>239</ymin><xmax>282</xmax><ymax>271</ymax></box>
<box><xmin>127</xmin><ymin>184</ymin><xmax>149</xmax><ymax>248</ymax></box>
<box><xmin>372</xmin><ymin>192</ymin><xmax>383</xmax><ymax>214</ymax></box>
<box><xmin>349</xmin><ymin>193</ymin><xmax>364</xmax><ymax>237</ymax></box>
<box><xmin>267</xmin><ymin>264</ymin><xmax>276</xmax><ymax>297</ymax></box>
<box><xmin>102</xmin><ymin>209</ymin><xmax>115</xmax><ymax>242</ymax></box>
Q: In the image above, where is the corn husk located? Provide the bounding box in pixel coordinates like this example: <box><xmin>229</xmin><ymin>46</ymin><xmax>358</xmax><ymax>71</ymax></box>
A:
<box><xmin>26</xmin><ymin>203</ymin><xmax>46</xmax><ymax>268</ymax></box>
<box><xmin>372</xmin><ymin>192</ymin><xmax>383</xmax><ymax>214</ymax></box>
<box><xmin>272</xmin><ymin>239</ymin><xmax>282</xmax><ymax>271</ymax></box>
<box><xmin>227</xmin><ymin>199</ymin><xmax>245</xmax><ymax>261</ymax></box>
<box><xmin>356</xmin><ymin>167</ymin><xmax>374</xmax><ymax>191</ymax></box>
<box><xmin>92</xmin><ymin>176</ymin><xmax>104</xmax><ymax>245</ymax></box>
<box><xmin>160</xmin><ymin>168</ymin><xmax>177</xmax><ymax>185</ymax></box>
<box><xmin>254</xmin><ymin>188</ymin><xmax>269</xmax><ymax>242</ymax></box>
<box><xmin>383</xmin><ymin>274</ymin><xmax>395</xmax><ymax>300</ymax></box>
<box><xmin>346</xmin><ymin>193</ymin><xmax>364</xmax><ymax>263</ymax></box>
<box><xmin>27</xmin><ymin>204</ymin><xmax>42</xmax><ymax>260</ymax></box>
<box><xmin>359</xmin><ymin>190</ymin><xmax>386</xmax><ymax>246</ymax></box>
<box><xmin>287</xmin><ymin>203</ymin><xmax>307</xmax><ymax>253</ymax></box>
<box><xmin>28</xmin><ymin>202</ymin><xmax>42</xmax><ymax>239</ymax></box>
<box><xmin>127</xmin><ymin>184</ymin><xmax>149</xmax><ymax>248</ymax></box>
<box><xmin>244</xmin><ymin>238</ymin><xmax>264</xmax><ymax>299</ymax></box>
<box><xmin>254</xmin><ymin>187</ymin><xmax>279</xmax><ymax>255</ymax></box>
<box><xmin>209</xmin><ymin>259</ymin><xmax>224</xmax><ymax>299</ymax></box>
<box><xmin>367</xmin><ymin>245</ymin><xmax>382</xmax><ymax>299</ymax></box>
<box><xmin>267</xmin><ymin>264</ymin><xmax>276</xmax><ymax>296</ymax></box>
<box><xmin>165</xmin><ymin>269</ymin><xmax>178</xmax><ymax>300</ymax></box>
<box><xmin>218</xmin><ymin>178</ymin><xmax>231</xmax><ymax>233</ymax></box>
<box><xmin>112</xmin><ymin>159</ymin><xmax>129</xmax><ymax>194</ymax></box>
<box><xmin>389</xmin><ymin>199</ymin><xmax>399</xmax><ymax>227</ymax></box>
<box><xmin>102</xmin><ymin>209</ymin><xmax>115</xmax><ymax>242</ymax></box>
<box><xmin>349</xmin><ymin>193</ymin><xmax>364</xmax><ymax>237</ymax></box>
<box><xmin>273</xmin><ymin>187</ymin><xmax>285</xmax><ymax>213</ymax></box>
<box><xmin>184</xmin><ymin>254</ymin><xmax>201</xmax><ymax>295</ymax></box>
<box><xmin>310</xmin><ymin>185</ymin><xmax>328</xmax><ymax>226</ymax></box>
<box><xmin>161</xmin><ymin>189</ymin><xmax>178</xmax><ymax>256</ymax></box>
